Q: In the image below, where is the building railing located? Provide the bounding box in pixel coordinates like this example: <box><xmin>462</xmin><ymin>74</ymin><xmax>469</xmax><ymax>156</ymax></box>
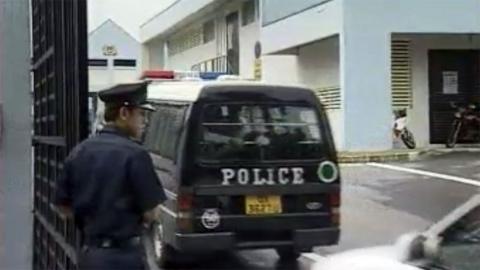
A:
<box><xmin>191</xmin><ymin>55</ymin><xmax>230</xmax><ymax>73</ymax></box>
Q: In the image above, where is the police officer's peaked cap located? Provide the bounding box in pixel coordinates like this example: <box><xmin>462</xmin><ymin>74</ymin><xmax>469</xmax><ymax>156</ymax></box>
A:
<box><xmin>98</xmin><ymin>82</ymin><xmax>155</xmax><ymax>111</ymax></box>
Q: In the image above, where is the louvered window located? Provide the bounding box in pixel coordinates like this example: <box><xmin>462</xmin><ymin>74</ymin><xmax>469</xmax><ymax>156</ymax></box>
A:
<box><xmin>391</xmin><ymin>39</ymin><xmax>412</xmax><ymax>109</ymax></box>
<box><xmin>314</xmin><ymin>86</ymin><xmax>341</xmax><ymax>110</ymax></box>
<box><xmin>169</xmin><ymin>27</ymin><xmax>203</xmax><ymax>55</ymax></box>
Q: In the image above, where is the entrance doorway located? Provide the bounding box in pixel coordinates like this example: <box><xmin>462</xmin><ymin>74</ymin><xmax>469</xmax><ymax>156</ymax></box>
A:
<box><xmin>226</xmin><ymin>12</ymin><xmax>240</xmax><ymax>74</ymax></box>
<box><xmin>428</xmin><ymin>50</ymin><xmax>480</xmax><ymax>143</ymax></box>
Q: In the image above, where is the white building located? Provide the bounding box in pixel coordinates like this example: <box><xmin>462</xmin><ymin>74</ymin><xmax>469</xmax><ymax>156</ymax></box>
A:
<box><xmin>88</xmin><ymin>19</ymin><xmax>142</xmax><ymax>132</ymax></box>
<box><xmin>140</xmin><ymin>0</ymin><xmax>480</xmax><ymax>151</ymax></box>
<box><xmin>89</xmin><ymin>19</ymin><xmax>141</xmax><ymax>91</ymax></box>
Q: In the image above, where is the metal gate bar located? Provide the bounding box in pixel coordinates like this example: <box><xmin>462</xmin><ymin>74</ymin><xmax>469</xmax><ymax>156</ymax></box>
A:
<box><xmin>31</xmin><ymin>0</ymin><xmax>88</xmax><ymax>269</ymax></box>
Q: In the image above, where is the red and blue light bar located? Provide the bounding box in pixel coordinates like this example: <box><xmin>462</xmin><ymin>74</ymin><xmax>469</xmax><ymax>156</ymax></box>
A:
<box><xmin>140</xmin><ymin>70</ymin><xmax>227</xmax><ymax>81</ymax></box>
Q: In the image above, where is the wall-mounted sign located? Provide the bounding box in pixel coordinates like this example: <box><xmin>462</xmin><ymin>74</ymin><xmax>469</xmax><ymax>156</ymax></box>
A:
<box><xmin>254</xmin><ymin>59</ymin><xmax>262</xmax><ymax>80</ymax></box>
<box><xmin>102</xmin><ymin>45</ymin><xmax>118</xmax><ymax>56</ymax></box>
<box><xmin>442</xmin><ymin>71</ymin><xmax>459</xmax><ymax>95</ymax></box>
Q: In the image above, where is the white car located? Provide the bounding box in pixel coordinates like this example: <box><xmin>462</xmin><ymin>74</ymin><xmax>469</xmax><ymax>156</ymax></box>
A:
<box><xmin>313</xmin><ymin>194</ymin><xmax>480</xmax><ymax>270</ymax></box>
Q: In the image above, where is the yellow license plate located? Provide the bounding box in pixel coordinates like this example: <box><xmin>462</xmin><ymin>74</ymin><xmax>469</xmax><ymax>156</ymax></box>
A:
<box><xmin>245</xmin><ymin>195</ymin><xmax>282</xmax><ymax>215</ymax></box>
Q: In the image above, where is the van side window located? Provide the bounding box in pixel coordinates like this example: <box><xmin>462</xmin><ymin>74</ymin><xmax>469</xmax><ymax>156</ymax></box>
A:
<box><xmin>144</xmin><ymin>104</ymin><xmax>187</xmax><ymax>160</ymax></box>
<box><xmin>143</xmin><ymin>109</ymin><xmax>161</xmax><ymax>148</ymax></box>
<box><xmin>155</xmin><ymin>106</ymin><xmax>171</xmax><ymax>156</ymax></box>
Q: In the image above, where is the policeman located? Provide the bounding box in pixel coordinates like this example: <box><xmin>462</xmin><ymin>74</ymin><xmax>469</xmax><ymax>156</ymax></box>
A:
<box><xmin>54</xmin><ymin>82</ymin><xmax>166</xmax><ymax>270</ymax></box>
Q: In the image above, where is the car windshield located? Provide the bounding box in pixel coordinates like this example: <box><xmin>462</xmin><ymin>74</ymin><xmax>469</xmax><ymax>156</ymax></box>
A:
<box><xmin>197</xmin><ymin>103</ymin><xmax>325</xmax><ymax>162</ymax></box>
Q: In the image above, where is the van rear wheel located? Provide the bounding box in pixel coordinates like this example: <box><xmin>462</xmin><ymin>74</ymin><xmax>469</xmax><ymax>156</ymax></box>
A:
<box><xmin>275</xmin><ymin>247</ymin><xmax>301</xmax><ymax>261</ymax></box>
<box><xmin>145</xmin><ymin>222</ymin><xmax>178</xmax><ymax>268</ymax></box>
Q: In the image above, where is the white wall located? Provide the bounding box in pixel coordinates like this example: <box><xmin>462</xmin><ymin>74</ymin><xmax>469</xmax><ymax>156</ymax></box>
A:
<box><xmin>89</xmin><ymin>68</ymin><xmax>140</xmax><ymax>92</ymax></box>
<box><xmin>89</xmin><ymin>68</ymin><xmax>111</xmax><ymax>92</ymax></box>
<box><xmin>341</xmin><ymin>7</ymin><xmax>392</xmax><ymax>150</ymax></box>
<box><xmin>144</xmin><ymin>0</ymin><xmax>262</xmax><ymax>77</ymax></box>
<box><xmin>297</xmin><ymin>37</ymin><xmax>339</xmax><ymax>88</ymax></box>
<box><xmin>352</xmin><ymin>0</ymin><xmax>480</xmax><ymax>34</ymax></box>
<box><xmin>0</xmin><ymin>1</ymin><xmax>32</xmax><ymax>268</ymax></box>
<box><xmin>261</xmin><ymin>55</ymin><xmax>300</xmax><ymax>84</ymax></box>
<box><xmin>140</xmin><ymin>0</ymin><xmax>219</xmax><ymax>42</ymax></box>
<box><xmin>259</xmin><ymin>0</ymin><xmax>480</xmax><ymax>150</ymax></box>
<box><xmin>113</xmin><ymin>69</ymin><xmax>142</xmax><ymax>84</ymax></box>
<box><xmin>401</xmin><ymin>34</ymin><xmax>480</xmax><ymax>147</ymax></box>
<box><xmin>239</xmin><ymin>20</ymin><xmax>260</xmax><ymax>79</ymax></box>
<box><xmin>261</xmin><ymin>0</ymin><xmax>480</xmax><ymax>55</ymax></box>
<box><xmin>89</xmin><ymin>20</ymin><xmax>140</xmax><ymax>60</ymax></box>
<box><xmin>261</xmin><ymin>0</ymin><xmax>343</xmax><ymax>54</ymax></box>
<box><xmin>144</xmin><ymin>38</ymin><xmax>166</xmax><ymax>69</ymax></box>
<box><xmin>339</xmin><ymin>0</ymin><xmax>480</xmax><ymax>151</ymax></box>
<box><xmin>167</xmin><ymin>41</ymin><xmax>217</xmax><ymax>70</ymax></box>
<box><xmin>297</xmin><ymin>36</ymin><xmax>343</xmax><ymax>149</ymax></box>
<box><xmin>145</xmin><ymin>4</ymin><xmax>226</xmax><ymax>71</ymax></box>
<box><xmin>89</xmin><ymin>20</ymin><xmax>141</xmax><ymax>91</ymax></box>
<box><xmin>239</xmin><ymin>21</ymin><xmax>260</xmax><ymax>79</ymax></box>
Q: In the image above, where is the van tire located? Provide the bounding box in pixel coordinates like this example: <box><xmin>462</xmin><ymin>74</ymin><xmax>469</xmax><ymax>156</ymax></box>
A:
<box><xmin>275</xmin><ymin>247</ymin><xmax>301</xmax><ymax>261</ymax></box>
<box><xmin>144</xmin><ymin>222</ymin><xmax>178</xmax><ymax>268</ymax></box>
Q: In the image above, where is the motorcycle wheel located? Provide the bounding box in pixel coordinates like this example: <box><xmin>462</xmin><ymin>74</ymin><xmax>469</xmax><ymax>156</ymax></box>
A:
<box><xmin>446</xmin><ymin>120</ymin><xmax>462</xmax><ymax>148</ymax></box>
<box><xmin>400</xmin><ymin>128</ymin><xmax>416</xmax><ymax>149</ymax></box>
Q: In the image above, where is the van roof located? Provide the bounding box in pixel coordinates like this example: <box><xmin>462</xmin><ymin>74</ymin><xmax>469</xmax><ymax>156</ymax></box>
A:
<box><xmin>146</xmin><ymin>80</ymin><xmax>311</xmax><ymax>102</ymax></box>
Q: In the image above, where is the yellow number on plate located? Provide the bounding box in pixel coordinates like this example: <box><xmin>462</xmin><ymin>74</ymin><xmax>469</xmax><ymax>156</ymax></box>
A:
<box><xmin>245</xmin><ymin>196</ymin><xmax>282</xmax><ymax>215</ymax></box>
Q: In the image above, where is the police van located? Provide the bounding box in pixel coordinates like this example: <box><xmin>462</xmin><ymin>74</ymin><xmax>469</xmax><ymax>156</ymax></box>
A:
<box><xmin>140</xmin><ymin>70</ymin><xmax>341</xmax><ymax>266</ymax></box>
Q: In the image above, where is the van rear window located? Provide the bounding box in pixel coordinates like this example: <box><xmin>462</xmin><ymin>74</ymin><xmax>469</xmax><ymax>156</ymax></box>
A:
<box><xmin>198</xmin><ymin>104</ymin><xmax>325</xmax><ymax>162</ymax></box>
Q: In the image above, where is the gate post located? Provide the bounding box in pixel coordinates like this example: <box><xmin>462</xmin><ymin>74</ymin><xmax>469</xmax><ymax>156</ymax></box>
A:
<box><xmin>0</xmin><ymin>0</ymin><xmax>34</xmax><ymax>269</ymax></box>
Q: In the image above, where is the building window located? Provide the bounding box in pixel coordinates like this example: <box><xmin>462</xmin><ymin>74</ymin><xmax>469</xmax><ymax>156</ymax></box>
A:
<box><xmin>391</xmin><ymin>39</ymin><xmax>412</xmax><ymax>109</ymax></box>
<box><xmin>314</xmin><ymin>86</ymin><xmax>342</xmax><ymax>110</ymax></box>
<box><xmin>113</xmin><ymin>59</ymin><xmax>137</xmax><ymax>67</ymax></box>
<box><xmin>242</xmin><ymin>0</ymin><xmax>256</xmax><ymax>26</ymax></box>
<box><xmin>203</xmin><ymin>20</ymin><xmax>215</xmax><ymax>43</ymax></box>
<box><xmin>169</xmin><ymin>27</ymin><xmax>203</xmax><ymax>55</ymax></box>
<box><xmin>88</xmin><ymin>59</ymin><xmax>108</xmax><ymax>67</ymax></box>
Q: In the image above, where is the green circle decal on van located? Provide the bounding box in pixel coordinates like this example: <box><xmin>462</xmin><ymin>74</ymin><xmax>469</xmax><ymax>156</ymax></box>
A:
<box><xmin>318</xmin><ymin>161</ymin><xmax>338</xmax><ymax>183</ymax></box>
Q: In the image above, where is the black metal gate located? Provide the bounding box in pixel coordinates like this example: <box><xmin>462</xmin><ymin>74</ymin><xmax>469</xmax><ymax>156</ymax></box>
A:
<box><xmin>429</xmin><ymin>50</ymin><xmax>480</xmax><ymax>143</ymax></box>
<box><xmin>31</xmin><ymin>0</ymin><xmax>88</xmax><ymax>269</ymax></box>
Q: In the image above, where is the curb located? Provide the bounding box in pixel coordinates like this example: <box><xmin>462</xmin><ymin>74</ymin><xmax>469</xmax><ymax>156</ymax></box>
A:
<box><xmin>338</xmin><ymin>145</ymin><xmax>480</xmax><ymax>164</ymax></box>
<box><xmin>338</xmin><ymin>149</ymin><xmax>428</xmax><ymax>164</ymax></box>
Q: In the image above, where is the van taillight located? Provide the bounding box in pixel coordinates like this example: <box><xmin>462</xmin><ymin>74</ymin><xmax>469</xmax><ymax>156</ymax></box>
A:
<box><xmin>177</xmin><ymin>193</ymin><xmax>193</xmax><ymax>211</ymax></box>
<box><xmin>177</xmin><ymin>193</ymin><xmax>193</xmax><ymax>232</ymax></box>
<box><xmin>329</xmin><ymin>193</ymin><xmax>341</xmax><ymax>226</ymax></box>
<box><xmin>177</xmin><ymin>214</ymin><xmax>193</xmax><ymax>232</ymax></box>
<box><xmin>329</xmin><ymin>192</ymin><xmax>340</xmax><ymax>207</ymax></box>
<box><xmin>331</xmin><ymin>207</ymin><xmax>340</xmax><ymax>226</ymax></box>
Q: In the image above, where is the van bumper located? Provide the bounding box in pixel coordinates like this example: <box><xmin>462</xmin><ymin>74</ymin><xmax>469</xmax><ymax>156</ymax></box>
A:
<box><xmin>173</xmin><ymin>228</ymin><xmax>340</xmax><ymax>253</ymax></box>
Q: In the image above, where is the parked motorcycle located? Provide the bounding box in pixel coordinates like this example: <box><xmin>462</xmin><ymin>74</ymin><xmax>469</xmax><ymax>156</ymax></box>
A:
<box><xmin>446</xmin><ymin>102</ymin><xmax>480</xmax><ymax>148</ymax></box>
<box><xmin>393</xmin><ymin>109</ymin><xmax>416</xmax><ymax>149</ymax></box>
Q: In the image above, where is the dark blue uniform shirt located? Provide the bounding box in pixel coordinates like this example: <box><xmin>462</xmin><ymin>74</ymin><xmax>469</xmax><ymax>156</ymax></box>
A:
<box><xmin>55</xmin><ymin>126</ymin><xmax>166</xmax><ymax>240</ymax></box>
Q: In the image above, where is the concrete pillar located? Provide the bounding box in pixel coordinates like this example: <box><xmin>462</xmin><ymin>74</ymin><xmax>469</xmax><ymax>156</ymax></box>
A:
<box><xmin>163</xmin><ymin>41</ymin><xmax>169</xmax><ymax>69</ymax></box>
<box><xmin>141</xmin><ymin>44</ymin><xmax>151</xmax><ymax>71</ymax></box>
<box><xmin>0</xmin><ymin>0</ymin><xmax>33</xmax><ymax>269</ymax></box>
<box><xmin>340</xmin><ymin>10</ymin><xmax>392</xmax><ymax>151</ymax></box>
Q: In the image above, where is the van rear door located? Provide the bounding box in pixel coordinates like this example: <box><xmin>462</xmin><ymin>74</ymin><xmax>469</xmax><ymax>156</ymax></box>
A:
<box><xmin>186</xmin><ymin>103</ymin><xmax>340</xmax><ymax>235</ymax></box>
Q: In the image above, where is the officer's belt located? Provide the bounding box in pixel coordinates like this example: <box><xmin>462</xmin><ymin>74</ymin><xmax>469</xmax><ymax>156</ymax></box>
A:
<box><xmin>85</xmin><ymin>236</ymin><xmax>142</xmax><ymax>249</ymax></box>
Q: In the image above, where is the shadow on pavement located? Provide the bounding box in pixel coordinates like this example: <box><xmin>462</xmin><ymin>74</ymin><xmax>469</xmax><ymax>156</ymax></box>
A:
<box><xmin>156</xmin><ymin>250</ymin><xmax>305</xmax><ymax>270</ymax></box>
